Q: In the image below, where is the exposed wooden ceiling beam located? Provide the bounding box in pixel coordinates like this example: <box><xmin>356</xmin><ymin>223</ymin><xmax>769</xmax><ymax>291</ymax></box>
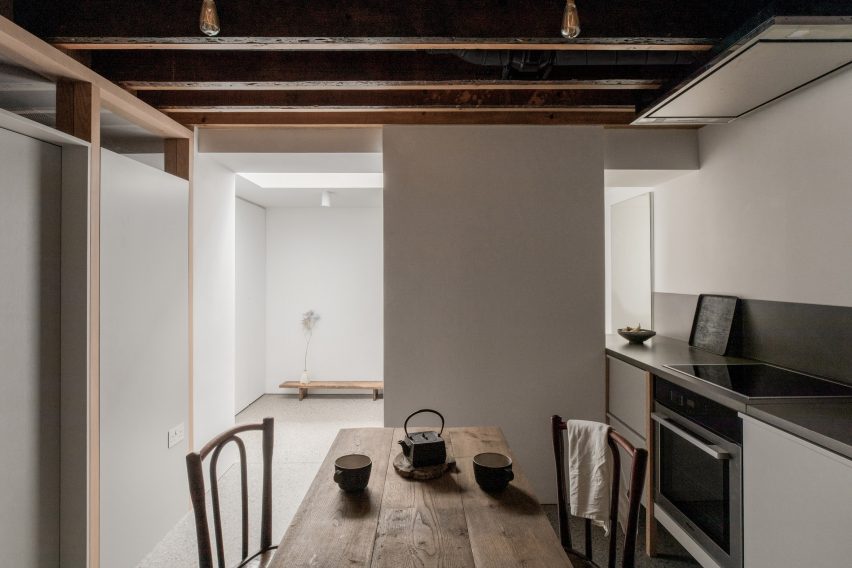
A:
<box><xmin>138</xmin><ymin>88</ymin><xmax>643</xmax><ymax>111</ymax></box>
<box><xmin>88</xmin><ymin>51</ymin><xmax>686</xmax><ymax>88</ymax></box>
<box><xmin>123</xmin><ymin>80</ymin><xmax>664</xmax><ymax>92</ymax></box>
<box><xmin>52</xmin><ymin>36</ymin><xmax>715</xmax><ymax>52</ymax></box>
<box><xmin>15</xmin><ymin>0</ymin><xmax>766</xmax><ymax>43</ymax></box>
<box><xmin>168</xmin><ymin>109</ymin><xmax>636</xmax><ymax>127</ymax></box>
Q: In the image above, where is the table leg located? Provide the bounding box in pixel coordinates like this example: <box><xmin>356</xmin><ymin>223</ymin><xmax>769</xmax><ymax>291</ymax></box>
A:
<box><xmin>299</xmin><ymin>388</ymin><xmax>306</xmax><ymax>401</ymax></box>
<box><xmin>372</xmin><ymin>388</ymin><xmax>378</xmax><ymax>401</ymax></box>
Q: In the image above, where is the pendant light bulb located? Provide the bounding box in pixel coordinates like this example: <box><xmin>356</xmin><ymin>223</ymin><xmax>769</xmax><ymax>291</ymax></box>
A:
<box><xmin>199</xmin><ymin>0</ymin><xmax>221</xmax><ymax>37</ymax></box>
<box><xmin>561</xmin><ymin>1</ymin><xmax>581</xmax><ymax>39</ymax></box>
<box><xmin>321</xmin><ymin>190</ymin><xmax>332</xmax><ymax>208</ymax></box>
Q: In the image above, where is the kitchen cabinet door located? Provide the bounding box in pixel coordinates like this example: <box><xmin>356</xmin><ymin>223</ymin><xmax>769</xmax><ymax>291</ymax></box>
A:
<box><xmin>607</xmin><ymin>356</ymin><xmax>647</xmax><ymax>439</ymax></box>
<box><xmin>743</xmin><ymin>416</ymin><xmax>852</xmax><ymax>568</ymax></box>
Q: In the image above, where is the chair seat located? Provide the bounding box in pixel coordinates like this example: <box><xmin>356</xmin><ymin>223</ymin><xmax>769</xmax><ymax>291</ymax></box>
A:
<box><xmin>236</xmin><ymin>548</ymin><xmax>277</xmax><ymax>568</ymax></box>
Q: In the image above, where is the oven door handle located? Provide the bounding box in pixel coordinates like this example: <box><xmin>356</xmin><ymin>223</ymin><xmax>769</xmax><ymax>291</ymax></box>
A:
<box><xmin>651</xmin><ymin>413</ymin><xmax>732</xmax><ymax>461</ymax></box>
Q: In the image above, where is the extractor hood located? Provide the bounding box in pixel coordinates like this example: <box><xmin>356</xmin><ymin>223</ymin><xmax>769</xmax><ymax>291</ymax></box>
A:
<box><xmin>633</xmin><ymin>7</ymin><xmax>852</xmax><ymax>125</ymax></box>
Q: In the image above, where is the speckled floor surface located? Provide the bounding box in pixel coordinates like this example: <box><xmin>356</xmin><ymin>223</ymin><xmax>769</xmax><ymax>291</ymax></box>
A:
<box><xmin>541</xmin><ymin>505</ymin><xmax>700</xmax><ymax>567</ymax></box>
<box><xmin>136</xmin><ymin>394</ymin><xmax>384</xmax><ymax>568</ymax></box>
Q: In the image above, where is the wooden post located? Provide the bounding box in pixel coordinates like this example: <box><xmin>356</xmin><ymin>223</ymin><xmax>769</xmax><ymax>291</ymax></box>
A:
<box><xmin>164</xmin><ymin>137</ymin><xmax>194</xmax><ymax>451</ymax></box>
<box><xmin>644</xmin><ymin>371</ymin><xmax>657</xmax><ymax>557</ymax></box>
<box><xmin>56</xmin><ymin>79</ymin><xmax>102</xmax><ymax>568</ymax></box>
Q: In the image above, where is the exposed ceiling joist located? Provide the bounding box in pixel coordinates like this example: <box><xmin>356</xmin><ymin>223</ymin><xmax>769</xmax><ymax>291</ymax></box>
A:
<box><xmin>165</xmin><ymin>109</ymin><xmax>636</xmax><ymax>127</ymax></box>
<box><xmin>87</xmin><ymin>51</ymin><xmax>687</xmax><ymax>86</ymax></box>
<box><xmin>123</xmin><ymin>80</ymin><xmax>664</xmax><ymax>92</ymax></box>
<box><xmin>52</xmin><ymin>37</ymin><xmax>715</xmax><ymax>52</ymax></box>
<box><xmin>137</xmin><ymin>88</ymin><xmax>643</xmax><ymax>111</ymax></box>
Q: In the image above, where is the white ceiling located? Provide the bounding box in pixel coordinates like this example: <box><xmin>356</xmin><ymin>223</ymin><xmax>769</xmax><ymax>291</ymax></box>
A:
<box><xmin>214</xmin><ymin>152</ymin><xmax>383</xmax><ymax>208</ymax></box>
<box><xmin>236</xmin><ymin>176</ymin><xmax>383</xmax><ymax>208</ymax></box>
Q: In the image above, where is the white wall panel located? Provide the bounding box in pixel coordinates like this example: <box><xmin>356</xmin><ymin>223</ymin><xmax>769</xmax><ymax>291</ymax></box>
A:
<box><xmin>0</xmin><ymin>126</ymin><xmax>62</xmax><ymax>568</ymax></box>
<box><xmin>654</xmin><ymin>65</ymin><xmax>852</xmax><ymax>307</ymax></box>
<box><xmin>383</xmin><ymin>125</ymin><xmax>605</xmax><ymax>501</ymax></box>
<box><xmin>265</xmin><ymin>207</ymin><xmax>383</xmax><ymax>391</ymax></box>
<box><xmin>100</xmin><ymin>150</ymin><xmax>189</xmax><ymax>568</ymax></box>
<box><xmin>236</xmin><ymin>198</ymin><xmax>267</xmax><ymax>410</ymax></box>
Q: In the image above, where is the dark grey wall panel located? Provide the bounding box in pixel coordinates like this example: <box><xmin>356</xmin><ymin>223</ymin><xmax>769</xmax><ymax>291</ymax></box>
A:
<box><xmin>738</xmin><ymin>299</ymin><xmax>852</xmax><ymax>386</ymax></box>
<box><xmin>654</xmin><ymin>292</ymin><xmax>852</xmax><ymax>386</ymax></box>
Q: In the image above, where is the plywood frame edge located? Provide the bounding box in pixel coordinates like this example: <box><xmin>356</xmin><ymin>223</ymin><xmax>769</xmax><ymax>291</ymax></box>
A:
<box><xmin>644</xmin><ymin>370</ymin><xmax>657</xmax><ymax>557</ymax></box>
<box><xmin>0</xmin><ymin>16</ymin><xmax>191</xmax><ymax>140</ymax></box>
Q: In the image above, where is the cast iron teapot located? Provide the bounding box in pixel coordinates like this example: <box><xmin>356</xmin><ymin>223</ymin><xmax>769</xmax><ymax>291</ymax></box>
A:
<box><xmin>398</xmin><ymin>409</ymin><xmax>446</xmax><ymax>468</ymax></box>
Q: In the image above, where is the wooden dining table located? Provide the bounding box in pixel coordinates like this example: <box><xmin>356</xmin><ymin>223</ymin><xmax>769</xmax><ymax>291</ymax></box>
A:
<box><xmin>269</xmin><ymin>426</ymin><xmax>574</xmax><ymax>567</ymax></box>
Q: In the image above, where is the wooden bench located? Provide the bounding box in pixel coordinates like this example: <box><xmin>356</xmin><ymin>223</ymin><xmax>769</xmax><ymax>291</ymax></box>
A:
<box><xmin>279</xmin><ymin>380</ymin><xmax>384</xmax><ymax>401</ymax></box>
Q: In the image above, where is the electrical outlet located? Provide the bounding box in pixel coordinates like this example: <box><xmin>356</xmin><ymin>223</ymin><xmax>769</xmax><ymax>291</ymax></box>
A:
<box><xmin>168</xmin><ymin>423</ymin><xmax>185</xmax><ymax>449</ymax></box>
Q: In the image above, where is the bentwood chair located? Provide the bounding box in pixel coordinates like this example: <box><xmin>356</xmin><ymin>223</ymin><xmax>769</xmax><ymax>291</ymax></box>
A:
<box><xmin>186</xmin><ymin>417</ymin><xmax>276</xmax><ymax>568</ymax></box>
<box><xmin>551</xmin><ymin>415</ymin><xmax>648</xmax><ymax>568</ymax></box>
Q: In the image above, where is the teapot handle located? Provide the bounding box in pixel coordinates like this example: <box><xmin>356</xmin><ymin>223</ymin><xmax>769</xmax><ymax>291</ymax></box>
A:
<box><xmin>403</xmin><ymin>409</ymin><xmax>445</xmax><ymax>438</ymax></box>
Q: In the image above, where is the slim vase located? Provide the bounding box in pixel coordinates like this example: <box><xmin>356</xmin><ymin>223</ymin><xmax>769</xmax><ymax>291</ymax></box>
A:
<box><xmin>300</xmin><ymin>370</ymin><xmax>310</xmax><ymax>385</ymax></box>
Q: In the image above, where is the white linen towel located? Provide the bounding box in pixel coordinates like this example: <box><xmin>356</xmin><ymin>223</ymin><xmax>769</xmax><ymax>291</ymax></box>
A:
<box><xmin>566</xmin><ymin>419</ymin><xmax>613</xmax><ymax>535</ymax></box>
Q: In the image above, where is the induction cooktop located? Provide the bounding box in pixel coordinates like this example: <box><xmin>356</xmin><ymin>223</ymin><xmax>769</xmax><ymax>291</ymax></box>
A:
<box><xmin>664</xmin><ymin>364</ymin><xmax>852</xmax><ymax>400</ymax></box>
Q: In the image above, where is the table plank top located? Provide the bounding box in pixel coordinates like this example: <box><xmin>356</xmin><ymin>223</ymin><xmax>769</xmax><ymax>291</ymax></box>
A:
<box><xmin>270</xmin><ymin>426</ymin><xmax>573</xmax><ymax>568</ymax></box>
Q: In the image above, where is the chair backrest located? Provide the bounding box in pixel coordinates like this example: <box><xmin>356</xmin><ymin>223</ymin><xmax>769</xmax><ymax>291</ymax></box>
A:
<box><xmin>551</xmin><ymin>415</ymin><xmax>648</xmax><ymax>568</ymax></box>
<box><xmin>186</xmin><ymin>417</ymin><xmax>275</xmax><ymax>568</ymax></box>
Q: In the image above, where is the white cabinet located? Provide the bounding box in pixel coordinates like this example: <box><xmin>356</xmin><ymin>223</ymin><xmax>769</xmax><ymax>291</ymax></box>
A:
<box><xmin>743</xmin><ymin>416</ymin><xmax>852</xmax><ymax>568</ymax></box>
<box><xmin>606</xmin><ymin>356</ymin><xmax>649</xmax><ymax>510</ymax></box>
<box><xmin>607</xmin><ymin>356</ymin><xmax>647</xmax><ymax>439</ymax></box>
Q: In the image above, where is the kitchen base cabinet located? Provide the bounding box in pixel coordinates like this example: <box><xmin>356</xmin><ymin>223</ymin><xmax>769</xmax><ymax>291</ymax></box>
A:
<box><xmin>742</xmin><ymin>416</ymin><xmax>852</xmax><ymax>568</ymax></box>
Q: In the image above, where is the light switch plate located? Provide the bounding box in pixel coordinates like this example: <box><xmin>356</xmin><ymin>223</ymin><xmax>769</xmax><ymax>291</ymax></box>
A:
<box><xmin>168</xmin><ymin>423</ymin><xmax>185</xmax><ymax>448</ymax></box>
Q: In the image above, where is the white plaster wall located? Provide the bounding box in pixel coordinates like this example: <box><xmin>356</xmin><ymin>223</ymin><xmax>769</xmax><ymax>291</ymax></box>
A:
<box><xmin>193</xmin><ymin>155</ymin><xmax>237</xmax><ymax>446</ymax></box>
<box><xmin>100</xmin><ymin>150</ymin><xmax>189</xmax><ymax>568</ymax></box>
<box><xmin>0</xmin><ymin>127</ymin><xmax>62</xmax><ymax>568</ymax></box>
<box><xmin>653</xmin><ymin>65</ymin><xmax>852</xmax><ymax>307</ymax></box>
<box><xmin>604</xmin><ymin>187</ymin><xmax>654</xmax><ymax>333</ymax></box>
<box><xmin>236</xmin><ymin>198</ymin><xmax>267</xmax><ymax>411</ymax></box>
<box><xmin>265</xmin><ymin>207</ymin><xmax>384</xmax><ymax>391</ymax></box>
<box><xmin>383</xmin><ymin>125</ymin><xmax>605</xmax><ymax>501</ymax></box>
<box><xmin>610</xmin><ymin>193</ymin><xmax>653</xmax><ymax>332</ymax></box>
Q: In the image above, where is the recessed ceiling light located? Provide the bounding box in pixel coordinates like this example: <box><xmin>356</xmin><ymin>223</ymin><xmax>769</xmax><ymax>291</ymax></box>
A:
<box><xmin>238</xmin><ymin>172</ymin><xmax>383</xmax><ymax>189</ymax></box>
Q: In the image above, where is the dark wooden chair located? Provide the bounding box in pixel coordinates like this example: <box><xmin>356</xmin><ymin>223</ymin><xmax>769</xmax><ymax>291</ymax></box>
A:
<box><xmin>186</xmin><ymin>417</ymin><xmax>277</xmax><ymax>568</ymax></box>
<box><xmin>551</xmin><ymin>415</ymin><xmax>648</xmax><ymax>568</ymax></box>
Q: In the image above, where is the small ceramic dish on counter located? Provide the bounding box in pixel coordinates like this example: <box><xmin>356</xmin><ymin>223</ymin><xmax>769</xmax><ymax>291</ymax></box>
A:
<box><xmin>617</xmin><ymin>328</ymin><xmax>656</xmax><ymax>344</ymax></box>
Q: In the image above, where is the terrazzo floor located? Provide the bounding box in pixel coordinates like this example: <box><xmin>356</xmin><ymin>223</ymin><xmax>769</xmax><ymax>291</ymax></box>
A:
<box><xmin>138</xmin><ymin>394</ymin><xmax>698</xmax><ymax>568</ymax></box>
<box><xmin>136</xmin><ymin>394</ymin><xmax>384</xmax><ymax>568</ymax></box>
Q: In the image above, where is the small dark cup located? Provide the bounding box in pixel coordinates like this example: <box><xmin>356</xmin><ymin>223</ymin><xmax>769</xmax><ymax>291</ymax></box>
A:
<box><xmin>473</xmin><ymin>452</ymin><xmax>514</xmax><ymax>492</ymax></box>
<box><xmin>334</xmin><ymin>454</ymin><xmax>372</xmax><ymax>492</ymax></box>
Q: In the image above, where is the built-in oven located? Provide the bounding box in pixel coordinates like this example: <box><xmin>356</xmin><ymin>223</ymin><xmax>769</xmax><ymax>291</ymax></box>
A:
<box><xmin>653</xmin><ymin>378</ymin><xmax>743</xmax><ymax>568</ymax></box>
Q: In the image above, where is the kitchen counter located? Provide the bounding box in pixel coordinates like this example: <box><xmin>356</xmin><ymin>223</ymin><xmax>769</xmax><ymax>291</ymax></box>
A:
<box><xmin>606</xmin><ymin>334</ymin><xmax>852</xmax><ymax>460</ymax></box>
<box><xmin>746</xmin><ymin>401</ymin><xmax>852</xmax><ymax>460</ymax></box>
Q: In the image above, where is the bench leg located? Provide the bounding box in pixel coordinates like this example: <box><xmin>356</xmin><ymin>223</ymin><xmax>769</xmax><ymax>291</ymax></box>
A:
<box><xmin>299</xmin><ymin>388</ymin><xmax>306</xmax><ymax>401</ymax></box>
<box><xmin>372</xmin><ymin>388</ymin><xmax>378</xmax><ymax>401</ymax></box>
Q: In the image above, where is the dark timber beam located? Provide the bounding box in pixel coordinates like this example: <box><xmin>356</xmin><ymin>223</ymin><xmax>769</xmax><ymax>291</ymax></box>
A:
<box><xmin>89</xmin><ymin>51</ymin><xmax>686</xmax><ymax>88</ymax></box>
<box><xmin>52</xmin><ymin>36</ymin><xmax>715</xmax><ymax>52</ymax></box>
<box><xmin>16</xmin><ymin>0</ymin><xmax>766</xmax><ymax>43</ymax></box>
<box><xmin>166</xmin><ymin>109</ymin><xmax>636</xmax><ymax>127</ymax></box>
<box><xmin>0</xmin><ymin>1</ymin><xmax>12</xmax><ymax>20</ymax></box>
<box><xmin>138</xmin><ymin>88</ymin><xmax>643</xmax><ymax>111</ymax></box>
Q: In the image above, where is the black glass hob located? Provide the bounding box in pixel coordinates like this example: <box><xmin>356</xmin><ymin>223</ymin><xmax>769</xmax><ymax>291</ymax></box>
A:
<box><xmin>664</xmin><ymin>364</ymin><xmax>852</xmax><ymax>400</ymax></box>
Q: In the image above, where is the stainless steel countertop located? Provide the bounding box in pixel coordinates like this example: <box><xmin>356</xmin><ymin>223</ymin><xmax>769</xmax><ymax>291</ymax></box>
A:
<box><xmin>606</xmin><ymin>334</ymin><xmax>852</xmax><ymax>461</ymax></box>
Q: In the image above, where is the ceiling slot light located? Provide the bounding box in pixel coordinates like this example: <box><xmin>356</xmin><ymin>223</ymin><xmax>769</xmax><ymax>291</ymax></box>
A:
<box><xmin>200</xmin><ymin>0</ymin><xmax>221</xmax><ymax>36</ymax></box>
<box><xmin>238</xmin><ymin>172</ymin><xmax>384</xmax><ymax>189</ymax></box>
<box><xmin>561</xmin><ymin>1</ymin><xmax>581</xmax><ymax>39</ymax></box>
<box><xmin>321</xmin><ymin>191</ymin><xmax>333</xmax><ymax>208</ymax></box>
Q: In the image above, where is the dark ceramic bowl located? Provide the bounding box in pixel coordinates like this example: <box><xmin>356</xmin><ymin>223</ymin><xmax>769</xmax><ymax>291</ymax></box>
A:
<box><xmin>617</xmin><ymin>328</ymin><xmax>656</xmax><ymax>344</ymax></box>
